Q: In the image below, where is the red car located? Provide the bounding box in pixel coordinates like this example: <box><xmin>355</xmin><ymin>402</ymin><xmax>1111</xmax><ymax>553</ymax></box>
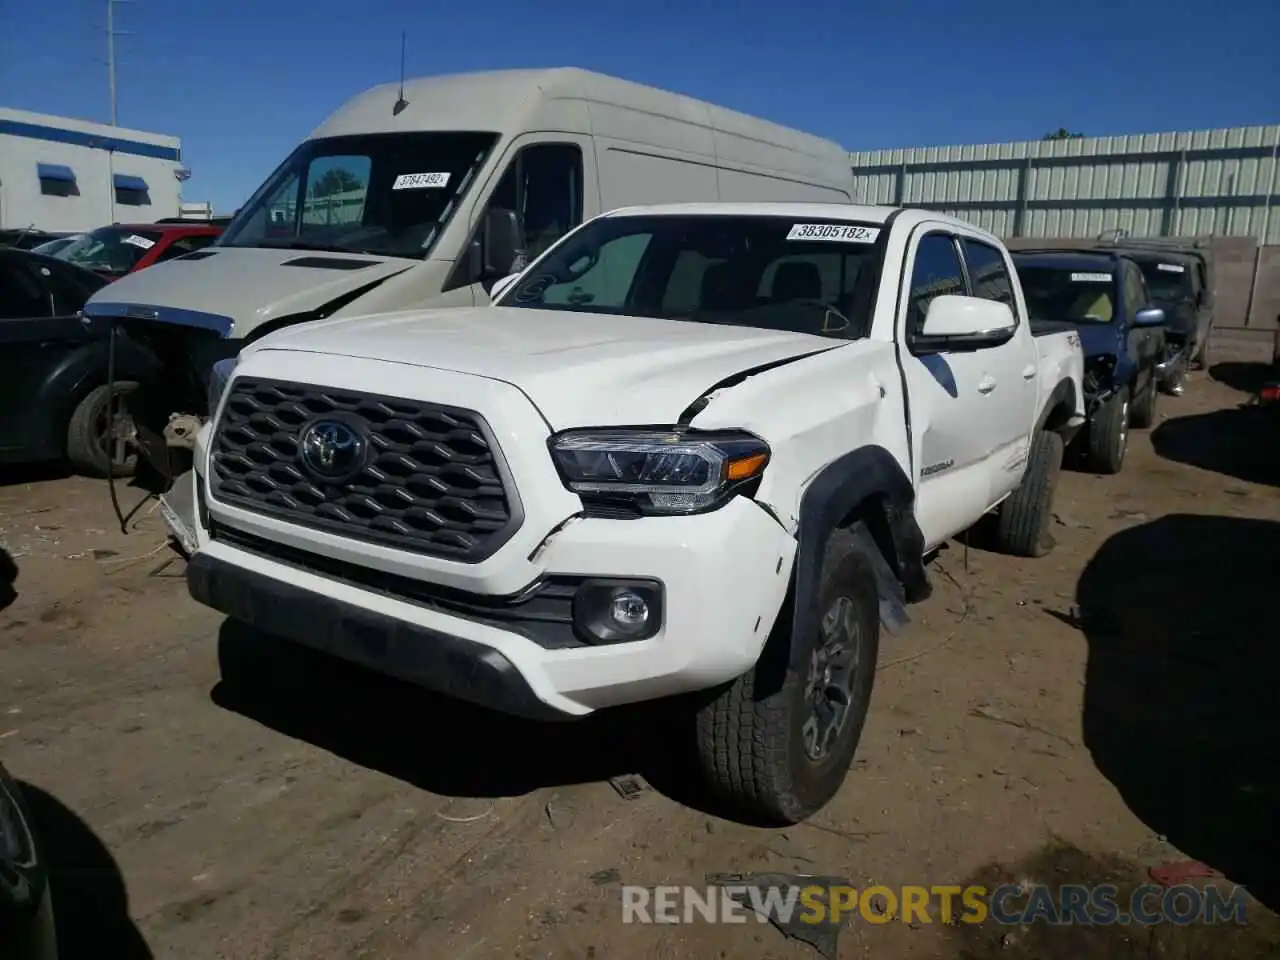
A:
<box><xmin>54</xmin><ymin>222</ymin><xmax>222</xmax><ymax>281</ymax></box>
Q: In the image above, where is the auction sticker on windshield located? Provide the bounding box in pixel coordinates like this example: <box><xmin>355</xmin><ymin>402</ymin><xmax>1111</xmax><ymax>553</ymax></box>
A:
<box><xmin>1070</xmin><ymin>272</ymin><xmax>1112</xmax><ymax>283</ymax></box>
<box><xmin>786</xmin><ymin>223</ymin><xmax>881</xmax><ymax>243</ymax></box>
<box><xmin>392</xmin><ymin>172</ymin><xmax>451</xmax><ymax>190</ymax></box>
<box><xmin>123</xmin><ymin>234</ymin><xmax>155</xmax><ymax>249</ymax></box>
<box><xmin>1157</xmin><ymin>263</ymin><xmax>1186</xmax><ymax>273</ymax></box>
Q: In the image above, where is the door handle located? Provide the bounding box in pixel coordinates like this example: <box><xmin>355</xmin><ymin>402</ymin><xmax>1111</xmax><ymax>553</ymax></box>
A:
<box><xmin>978</xmin><ymin>376</ymin><xmax>997</xmax><ymax>395</ymax></box>
<box><xmin>1021</xmin><ymin>365</ymin><xmax>1037</xmax><ymax>380</ymax></box>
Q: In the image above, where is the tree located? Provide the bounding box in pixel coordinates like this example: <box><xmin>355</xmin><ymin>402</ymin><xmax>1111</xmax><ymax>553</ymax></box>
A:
<box><xmin>1044</xmin><ymin>128</ymin><xmax>1085</xmax><ymax>141</ymax></box>
<box><xmin>310</xmin><ymin>168</ymin><xmax>363</xmax><ymax>198</ymax></box>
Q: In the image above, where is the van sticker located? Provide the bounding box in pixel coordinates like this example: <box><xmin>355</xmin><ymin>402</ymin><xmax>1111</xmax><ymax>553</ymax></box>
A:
<box><xmin>392</xmin><ymin>172</ymin><xmax>451</xmax><ymax>190</ymax></box>
<box><xmin>123</xmin><ymin>234</ymin><xmax>155</xmax><ymax>250</ymax></box>
<box><xmin>786</xmin><ymin>223</ymin><xmax>880</xmax><ymax>244</ymax></box>
<box><xmin>1070</xmin><ymin>272</ymin><xmax>1111</xmax><ymax>283</ymax></box>
<box><xmin>1156</xmin><ymin>263</ymin><xmax>1186</xmax><ymax>273</ymax></box>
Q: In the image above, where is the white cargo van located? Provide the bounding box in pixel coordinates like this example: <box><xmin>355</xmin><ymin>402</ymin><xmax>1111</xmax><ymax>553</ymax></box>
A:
<box><xmin>83</xmin><ymin>67</ymin><xmax>855</xmax><ymax>481</ymax></box>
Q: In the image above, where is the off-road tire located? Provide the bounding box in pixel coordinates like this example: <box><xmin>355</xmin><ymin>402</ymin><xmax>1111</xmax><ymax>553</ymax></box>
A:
<box><xmin>1130</xmin><ymin>378</ymin><xmax>1158</xmax><ymax>429</ymax></box>
<box><xmin>66</xmin><ymin>381</ymin><xmax>138</xmax><ymax>479</ymax></box>
<box><xmin>1086</xmin><ymin>386</ymin><xmax>1130</xmax><ymax>474</ymax></box>
<box><xmin>694</xmin><ymin>531</ymin><xmax>881</xmax><ymax>825</ymax></box>
<box><xmin>992</xmin><ymin>430</ymin><xmax>1064</xmax><ymax>558</ymax></box>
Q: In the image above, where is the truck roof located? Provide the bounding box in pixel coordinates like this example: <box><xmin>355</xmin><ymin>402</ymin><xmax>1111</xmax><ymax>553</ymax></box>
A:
<box><xmin>1012</xmin><ymin>250</ymin><xmax>1124</xmax><ymax>272</ymax></box>
<box><xmin>311</xmin><ymin>67</ymin><xmax>850</xmax><ymax>164</ymax></box>
<box><xmin>598</xmin><ymin>202</ymin><xmax>1003</xmax><ymax>242</ymax></box>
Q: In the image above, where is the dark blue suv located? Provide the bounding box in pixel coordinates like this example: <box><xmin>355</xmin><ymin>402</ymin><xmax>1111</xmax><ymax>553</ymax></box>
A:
<box><xmin>1013</xmin><ymin>250</ymin><xmax>1167</xmax><ymax>474</ymax></box>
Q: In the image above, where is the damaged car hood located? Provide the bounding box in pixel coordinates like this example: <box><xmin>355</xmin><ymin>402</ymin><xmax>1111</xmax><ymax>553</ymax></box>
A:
<box><xmin>250</xmin><ymin>306</ymin><xmax>840</xmax><ymax>428</ymax></box>
<box><xmin>84</xmin><ymin>247</ymin><xmax>413</xmax><ymax>337</ymax></box>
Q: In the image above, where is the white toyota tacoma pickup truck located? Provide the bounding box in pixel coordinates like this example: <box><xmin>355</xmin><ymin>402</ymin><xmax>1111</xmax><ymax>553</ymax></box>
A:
<box><xmin>182</xmin><ymin>202</ymin><xmax>1084</xmax><ymax>823</ymax></box>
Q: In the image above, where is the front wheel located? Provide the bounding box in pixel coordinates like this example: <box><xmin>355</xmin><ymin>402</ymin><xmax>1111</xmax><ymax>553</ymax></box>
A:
<box><xmin>1086</xmin><ymin>387</ymin><xmax>1130</xmax><ymax>474</ymax></box>
<box><xmin>66</xmin><ymin>382</ymin><xmax>139</xmax><ymax>478</ymax></box>
<box><xmin>1130</xmin><ymin>378</ymin><xmax>1158</xmax><ymax>429</ymax></box>
<box><xmin>694</xmin><ymin>536</ymin><xmax>881</xmax><ymax>824</ymax></box>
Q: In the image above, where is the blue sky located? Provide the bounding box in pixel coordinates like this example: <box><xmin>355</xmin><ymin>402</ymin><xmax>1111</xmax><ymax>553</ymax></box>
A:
<box><xmin>2</xmin><ymin>0</ymin><xmax>1276</xmax><ymax>213</ymax></box>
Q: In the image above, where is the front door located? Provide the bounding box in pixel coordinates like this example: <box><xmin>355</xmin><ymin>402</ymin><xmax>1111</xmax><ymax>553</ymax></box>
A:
<box><xmin>897</xmin><ymin>228</ymin><xmax>1030</xmax><ymax>549</ymax></box>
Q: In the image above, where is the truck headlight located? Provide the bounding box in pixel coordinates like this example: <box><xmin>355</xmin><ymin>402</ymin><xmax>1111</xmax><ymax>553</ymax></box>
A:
<box><xmin>548</xmin><ymin>429</ymin><xmax>770</xmax><ymax>515</ymax></box>
<box><xmin>206</xmin><ymin>357</ymin><xmax>238</xmax><ymax>418</ymax></box>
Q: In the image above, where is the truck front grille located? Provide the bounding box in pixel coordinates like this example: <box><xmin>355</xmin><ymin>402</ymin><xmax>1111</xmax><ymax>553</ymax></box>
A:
<box><xmin>209</xmin><ymin>378</ymin><xmax>521</xmax><ymax>563</ymax></box>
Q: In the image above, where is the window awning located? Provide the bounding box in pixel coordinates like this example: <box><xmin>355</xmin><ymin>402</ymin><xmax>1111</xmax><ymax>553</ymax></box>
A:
<box><xmin>113</xmin><ymin>173</ymin><xmax>149</xmax><ymax>191</ymax></box>
<box><xmin>37</xmin><ymin>162</ymin><xmax>76</xmax><ymax>182</ymax></box>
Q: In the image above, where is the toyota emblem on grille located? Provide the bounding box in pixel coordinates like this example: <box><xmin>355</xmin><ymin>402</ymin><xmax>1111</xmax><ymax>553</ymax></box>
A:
<box><xmin>299</xmin><ymin>419</ymin><xmax>367</xmax><ymax>482</ymax></box>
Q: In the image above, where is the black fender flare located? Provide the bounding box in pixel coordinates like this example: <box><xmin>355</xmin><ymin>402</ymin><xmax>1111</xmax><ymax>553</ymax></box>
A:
<box><xmin>787</xmin><ymin>446</ymin><xmax>931</xmax><ymax>673</ymax></box>
<box><xmin>1035</xmin><ymin>378</ymin><xmax>1079</xmax><ymax>434</ymax></box>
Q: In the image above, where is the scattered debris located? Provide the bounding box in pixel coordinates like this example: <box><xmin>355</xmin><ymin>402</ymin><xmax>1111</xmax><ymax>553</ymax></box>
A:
<box><xmin>1052</xmin><ymin>512</ymin><xmax>1089</xmax><ymax>530</ymax></box>
<box><xmin>969</xmin><ymin>703</ymin><xmax>1077</xmax><ymax>747</ymax></box>
<box><xmin>608</xmin><ymin>775</ymin><xmax>647</xmax><ymax>800</ymax></box>
<box><xmin>1149</xmin><ymin>859</ymin><xmax>1221</xmax><ymax>887</ymax></box>
<box><xmin>707</xmin><ymin>872</ymin><xmax>851</xmax><ymax>959</ymax></box>
<box><xmin>1108</xmin><ymin>508</ymin><xmax>1149</xmax><ymax>522</ymax></box>
<box><xmin>589</xmin><ymin>868</ymin><xmax>620</xmax><ymax>886</ymax></box>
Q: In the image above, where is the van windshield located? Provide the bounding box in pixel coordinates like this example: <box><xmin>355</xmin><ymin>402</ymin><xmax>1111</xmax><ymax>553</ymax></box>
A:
<box><xmin>218</xmin><ymin>131</ymin><xmax>499</xmax><ymax>260</ymax></box>
<box><xmin>497</xmin><ymin>214</ymin><xmax>886</xmax><ymax>340</ymax></box>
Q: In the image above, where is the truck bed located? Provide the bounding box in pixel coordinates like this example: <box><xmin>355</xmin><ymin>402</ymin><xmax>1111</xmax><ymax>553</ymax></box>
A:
<box><xmin>1029</xmin><ymin>318</ymin><xmax>1078</xmax><ymax>338</ymax></box>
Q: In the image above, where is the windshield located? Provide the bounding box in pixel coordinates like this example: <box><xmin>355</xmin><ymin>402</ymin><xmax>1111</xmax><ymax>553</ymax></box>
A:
<box><xmin>31</xmin><ymin>236</ymin><xmax>77</xmax><ymax>256</ymax></box>
<box><xmin>498</xmin><ymin>214</ymin><xmax>885</xmax><ymax>339</ymax></box>
<box><xmin>1017</xmin><ymin>266</ymin><xmax>1117</xmax><ymax>324</ymax></box>
<box><xmin>218</xmin><ymin>131</ymin><xmax>499</xmax><ymax>259</ymax></box>
<box><xmin>55</xmin><ymin>227</ymin><xmax>161</xmax><ymax>276</ymax></box>
<box><xmin>1133</xmin><ymin>258</ymin><xmax>1194</xmax><ymax>302</ymax></box>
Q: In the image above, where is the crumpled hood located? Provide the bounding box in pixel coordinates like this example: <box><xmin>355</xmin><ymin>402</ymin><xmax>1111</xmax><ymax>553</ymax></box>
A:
<box><xmin>84</xmin><ymin>247</ymin><xmax>413</xmax><ymax>336</ymax></box>
<box><xmin>249</xmin><ymin>306</ymin><xmax>839</xmax><ymax>428</ymax></box>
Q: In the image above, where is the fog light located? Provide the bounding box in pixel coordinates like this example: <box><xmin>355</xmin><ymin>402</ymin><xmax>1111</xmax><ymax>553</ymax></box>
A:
<box><xmin>573</xmin><ymin>579</ymin><xmax>664</xmax><ymax>644</ymax></box>
<box><xmin>610</xmin><ymin>591</ymin><xmax>650</xmax><ymax>629</ymax></box>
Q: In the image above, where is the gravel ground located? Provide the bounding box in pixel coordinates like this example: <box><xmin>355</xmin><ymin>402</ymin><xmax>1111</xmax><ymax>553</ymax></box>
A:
<box><xmin>1</xmin><ymin>350</ymin><xmax>1277</xmax><ymax>959</ymax></box>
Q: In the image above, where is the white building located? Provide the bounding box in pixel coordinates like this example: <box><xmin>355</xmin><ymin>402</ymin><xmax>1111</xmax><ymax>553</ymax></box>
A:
<box><xmin>0</xmin><ymin>107</ymin><xmax>187</xmax><ymax>232</ymax></box>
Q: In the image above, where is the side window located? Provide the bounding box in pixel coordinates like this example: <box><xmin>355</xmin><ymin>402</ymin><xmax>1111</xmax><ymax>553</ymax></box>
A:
<box><xmin>302</xmin><ymin>155</ymin><xmax>370</xmax><ymax>229</ymax></box>
<box><xmin>44</xmin><ymin>263</ymin><xmax>97</xmax><ymax>315</ymax></box>
<box><xmin>485</xmin><ymin>143</ymin><xmax>584</xmax><ymax>266</ymax></box>
<box><xmin>961</xmin><ymin>238</ymin><xmax>1018</xmax><ymax>320</ymax></box>
<box><xmin>1195</xmin><ymin>261</ymin><xmax>1208</xmax><ymax>302</ymax></box>
<box><xmin>906</xmin><ymin>234</ymin><xmax>965</xmax><ymax>337</ymax></box>
<box><xmin>537</xmin><ymin>233</ymin><xmax>652</xmax><ymax>308</ymax></box>
<box><xmin>0</xmin><ymin>263</ymin><xmax>53</xmax><ymax>320</ymax></box>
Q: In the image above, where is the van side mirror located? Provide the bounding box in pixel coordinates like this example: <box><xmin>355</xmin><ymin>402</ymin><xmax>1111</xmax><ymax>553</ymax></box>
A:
<box><xmin>915</xmin><ymin>295</ymin><xmax>1017</xmax><ymax>353</ymax></box>
<box><xmin>482</xmin><ymin>208</ymin><xmax>522</xmax><ymax>279</ymax></box>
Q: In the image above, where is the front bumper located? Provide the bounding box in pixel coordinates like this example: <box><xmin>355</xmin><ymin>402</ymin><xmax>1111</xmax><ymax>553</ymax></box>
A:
<box><xmin>191</xmin><ymin>494</ymin><xmax>797</xmax><ymax>718</ymax></box>
<box><xmin>184</xmin><ymin>349</ymin><xmax>798</xmax><ymax>718</ymax></box>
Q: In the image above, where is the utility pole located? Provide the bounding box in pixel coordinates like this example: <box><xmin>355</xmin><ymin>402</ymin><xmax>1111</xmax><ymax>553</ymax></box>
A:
<box><xmin>106</xmin><ymin>0</ymin><xmax>134</xmax><ymax>126</ymax></box>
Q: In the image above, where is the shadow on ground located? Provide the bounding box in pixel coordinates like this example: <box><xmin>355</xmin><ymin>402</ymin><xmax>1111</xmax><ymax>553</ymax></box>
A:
<box><xmin>210</xmin><ymin>619</ymin><xmax>712</xmax><ymax>810</ymax></box>
<box><xmin>1062</xmin><ymin>514</ymin><xmax>1280</xmax><ymax>914</ymax></box>
<box><xmin>0</xmin><ymin>546</ymin><xmax>16</xmax><ymax>612</ymax></box>
<box><xmin>949</xmin><ymin>841</ymin><xmax>1280</xmax><ymax>958</ymax></box>
<box><xmin>19</xmin><ymin>780</ymin><xmax>153</xmax><ymax>959</ymax></box>
<box><xmin>1209</xmin><ymin>360</ymin><xmax>1275</xmax><ymax>396</ymax></box>
<box><xmin>1150</xmin><ymin>403</ymin><xmax>1279</xmax><ymax>486</ymax></box>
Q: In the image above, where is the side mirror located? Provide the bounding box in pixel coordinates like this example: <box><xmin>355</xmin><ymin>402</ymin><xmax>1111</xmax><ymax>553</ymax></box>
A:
<box><xmin>916</xmin><ymin>295</ymin><xmax>1017</xmax><ymax>352</ymax></box>
<box><xmin>481</xmin><ymin>208</ymin><xmax>522</xmax><ymax>279</ymax></box>
<box><xmin>1134</xmin><ymin>307</ymin><xmax>1166</xmax><ymax>327</ymax></box>
<box><xmin>489</xmin><ymin>273</ymin><xmax>520</xmax><ymax>303</ymax></box>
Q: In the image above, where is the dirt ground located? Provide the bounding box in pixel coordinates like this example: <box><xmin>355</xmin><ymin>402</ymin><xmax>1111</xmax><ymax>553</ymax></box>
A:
<box><xmin>2</xmin><ymin>347</ymin><xmax>1278</xmax><ymax>960</ymax></box>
